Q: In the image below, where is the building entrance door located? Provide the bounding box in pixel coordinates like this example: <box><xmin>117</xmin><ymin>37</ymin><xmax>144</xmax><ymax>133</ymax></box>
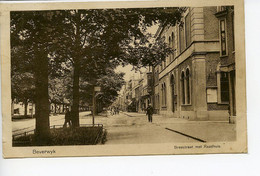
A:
<box><xmin>231</xmin><ymin>70</ymin><xmax>236</xmax><ymax>116</ymax></box>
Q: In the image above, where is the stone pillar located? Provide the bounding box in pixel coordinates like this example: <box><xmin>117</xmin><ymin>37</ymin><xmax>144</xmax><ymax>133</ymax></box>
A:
<box><xmin>169</xmin><ymin>72</ymin><xmax>174</xmax><ymax>116</ymax></box>
<box><xmin>192</xmin><ymin>55</ymin><xmax>208</xmax><ymax>120</ymax></box>
<box><xmin>166</xmin><ymin>74</ymin><xmax>171</xmax><ymax>116</ymax></box>
<box><xmin>190</xmin><ymin>7</ymin><xmax>205</xmax><ymax>42</ymax></box>
<box><xmin>175</xmin><ymin>68</ymin><xmax>180</xmax><ymax>118</ymax></box>
<box><xmin>175</xmin><ymin>68</ymin><xmax>181</xmax><ymax>117</ymax></box>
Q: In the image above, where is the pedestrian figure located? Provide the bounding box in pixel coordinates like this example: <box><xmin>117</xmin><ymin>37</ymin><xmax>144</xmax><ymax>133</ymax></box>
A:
<box><xmin>146</xmin><ymin>104</ymin><xmax>153</xmax><ymax>123</ymax></box>
<box><xmin>228</xmin><ymin>104</ymin><xmax>231</xmax><ymax>123</ymax></box>
<box><xmin>116</xmin><ymin>107</ymin><xmax>119</xmax><ymax>114</ymax></box>
<box><xmin>63</xmin><ymin>108</ymin><xmax>72</xmax><ymax>128</ymax></box>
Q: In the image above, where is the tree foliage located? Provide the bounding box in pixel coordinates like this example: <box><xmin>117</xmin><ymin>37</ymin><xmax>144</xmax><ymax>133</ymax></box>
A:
<box><xmin>11</xmin><ymin>7</ymin><xmax>183</xmax><ymax>139</ymax></box>
<box><xmin>80</xmin><ymin>68</ymin><xmax>125</xmax><ymax>108</ymax></box>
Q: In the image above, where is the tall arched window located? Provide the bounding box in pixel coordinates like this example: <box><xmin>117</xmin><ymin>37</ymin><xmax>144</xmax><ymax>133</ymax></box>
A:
<box><xmin>169</xmin><ymin>36</ymin><xmax>172</xmax><ymax>62</ymax></box>
<box><xmin>172</xmin><ymin>32</ymin><xmax>175</xmax><ymax>59</ymax></box>
<box><xmin>170</xmin><ymin>75</ymin><xmax>175</xmax><ymax>112</ymax></box>
<box><xmin>161</xmin><ymin>83</ymin><xmax>167</xmax><ymax>107</ymax></box>
<box><xmin>164</xmin><ymin>83</ymin><xmax>167</xmax><ymax>106</ymax></box>
<box><xmin>186</xmin><ymin>68</ymin><xmax>190</xmax><ymax>104</ymax></box>
<box><xmin>161</xmin><ymin>84</ymin><xmax>164</xmax><ymax>106</ymax></box>
<box><xmin>181</xmin><ymin>71</ymin><xmax>185</xmax><ymax>104</ymax></box>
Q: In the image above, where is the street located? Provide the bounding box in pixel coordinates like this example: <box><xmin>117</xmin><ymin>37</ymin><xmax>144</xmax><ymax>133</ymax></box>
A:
<box><xmin>12</xmin><ymin>111</ymin><xmax>92</xmax><ymax>135</ymax></box>
<box><xmin>12</xmin><ymin>111</ymin><xmax>236</xmax><ymax>144</ymax></box>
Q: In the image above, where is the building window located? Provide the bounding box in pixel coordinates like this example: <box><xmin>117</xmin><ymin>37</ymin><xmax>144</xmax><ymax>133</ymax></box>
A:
<box><xmin>170</xmin><ymin>75</ymin><xmax>175</xmax><ymax>112</ymax></box>
<box><xmin>154</xmin><ymin>70</ymin><xmax>158</xmax><ymax>84</ymax></box>
<box><xmin>179</xmin><ymin>24</ymin><xmax>185</xmax><ymax>53</ymax></box>
<box><xmin>181</xmin><ymin>71</ymin><xmax>185</xmax><ymax>104</ymax></box>
<box><xmin>220</xmin><ymin>72</ymin><xmax>229</xmax><ymax>102</ymax></box>
<box><xmin>217</xmin><ymin>6</ymin><xmax>227</xmax><ymax>12</ymax></box>
<box><xmin>157</xmin><ymin>95</ymin><xmax>160</xmax><ymax>109</ymax></box>
<box><xmin>164</xmin><ymin>83</ymin><xmax>167</xmax><ymax>106</ymax></box>
<box><xmin>161</xmin><ymin>83</ymin><xmax>167</xmax><ymax>107</ymax></box>
<box><xmin>172</xmin><ymin>32</ymin><xmax>175</xmax><ymax>60</ymax></box>
<box><xmin>186</xmin><ymin>68</ymin><xmax>191</xmax><ymax>104</ymax></box>
<box><xmin>161</xmin><ymin>84</ymin><xmax>164</xmax><ymax>106</ymax></box>
<box><xmin>185</xmin><ymin>13</ymin><xmax>191</xmax><ymax>47</ymax></box>
<box><xmin>14</xmin><ymin>108</ymin><xmax>19</xmax><ymax>114</ymax></box>
<box><xmin>232</xmin><ymin>12</ymin><xmax>235</xmax><ymax>51</ymax></box>
<box><xmin>220</xmin><ymin>20</ymin><xmax>227</xmax><ymax>56</ymax></box>
<box><xmin>169</xmin><ymin>36</ymin><xmax>172</xmax><ymax>62</ymax></box>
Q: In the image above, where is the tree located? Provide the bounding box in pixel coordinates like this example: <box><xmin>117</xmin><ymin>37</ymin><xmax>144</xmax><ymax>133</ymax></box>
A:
<box><xmin>80</xmin><ymin>68</ymin><xmax>125</xmax><ymax>112</ymax></box>
<box><xmin>11</xmin><ymin>72</ymin><xmax>35</xmax><ymax>116</ymax></box>
<box><xmin>49</xmin><ymin>58</ymin><xmax>73</xmax><ymax>114</ymax></box>
<box><xmin>96</xmin><ymin>70</ymin><xmax>125</xmax><ymax>108</ymax></box>
<box><xmin>11</xmin><ymin>11</ymin><xmax>64</xmax><ymax>143</ymax></box>
<box><xmin>53</xmin><ymin>8</ymin><xmax>182</xmax><ymax>127</ymax></box>
<box><xmin>11</xmin><ymin>8</ymin><xmax>183</xmax><ymax>142</ymax></box>
<box><xmin>11</xmin><ymin>42</ymin><xmax>36</xmax><ymax>116</ymax></box>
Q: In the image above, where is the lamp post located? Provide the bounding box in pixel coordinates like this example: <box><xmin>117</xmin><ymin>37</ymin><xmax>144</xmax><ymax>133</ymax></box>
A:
<box><xmin>92</xmin><ymin>86</ymin><xmax>101</xmax><ymax>126</ymax></box>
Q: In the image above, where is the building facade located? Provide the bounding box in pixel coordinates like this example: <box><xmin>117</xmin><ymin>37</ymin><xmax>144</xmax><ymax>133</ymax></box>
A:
<box><xmin>153</xmin><ymin>6</ymin><xmax>235</xmax><ymax>121</ymax></box>
<box><xmin>214</xmin><ymin>6</ymin><xmax>236</xmax><ymax>122</ymax></box>
<box><xmin>116</xmin><ymin>67</ymin><xmax>153</xmax><ymax>113</ymax></box>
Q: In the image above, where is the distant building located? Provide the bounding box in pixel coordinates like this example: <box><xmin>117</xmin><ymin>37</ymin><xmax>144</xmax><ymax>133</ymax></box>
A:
<box><xmin>117</xmin><ymin>68</ymin><xmax>152</xmax><ymax>113</ymax></box>
<box><xmin>12</xmin><ymin>100</ymin><xmax>35</xmax><ymax>117</ymax></box>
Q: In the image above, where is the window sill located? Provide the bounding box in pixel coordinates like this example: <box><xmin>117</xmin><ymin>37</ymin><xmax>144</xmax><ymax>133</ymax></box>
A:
<box><xmin>181</xmin><ymin>104</ymin><xmax>192</xmax><ymax>106</ymax></box>
<box><xmin>217</xmin><ymin>102</ymin><xmax>229</xmax><ymax>105</ymax></box>
<box><xmin>220</xmin><ymin>55</ymin><xmax>228</xmax><ymax>58</ymax></box>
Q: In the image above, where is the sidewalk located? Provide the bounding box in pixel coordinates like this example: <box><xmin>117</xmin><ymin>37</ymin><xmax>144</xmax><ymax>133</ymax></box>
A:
<box><xmin>123</xmin><ymin>112</ymin><xmax>236</xmax><ymax>142</ymax></box>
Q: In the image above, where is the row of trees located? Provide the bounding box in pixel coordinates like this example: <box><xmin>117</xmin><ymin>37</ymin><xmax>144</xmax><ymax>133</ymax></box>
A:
<box><xmin>11</xmin><ymin>8</ymin><xmax>182</xmax><ymax>143</ymax></box>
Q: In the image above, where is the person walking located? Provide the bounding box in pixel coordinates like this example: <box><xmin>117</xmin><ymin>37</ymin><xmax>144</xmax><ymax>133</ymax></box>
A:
<box><xmin>63</xmin><ymin>108</ymin><xmax>72</xmax><ymax>128</ymax></box>
<box><xmin>146</xmin><ymin>104</ymin><xmax>153</xmax><ymax>123</ymax></box>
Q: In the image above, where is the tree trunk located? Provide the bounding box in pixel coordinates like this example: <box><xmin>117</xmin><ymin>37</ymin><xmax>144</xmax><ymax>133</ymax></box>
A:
<box><xmin>71</xmin><ymin>61</ymin><xmax>80</xmax><ymax>127</ymax></box>
<box><xmin>35</xmin><ymin>53</ymin><xmax>50</xmax><ymax>144</ymax></box>
<box><xmin>71</xmin><ymin>15</ymin><xmax>81</xmax><ymax>128</ymax></box>
<box><xmin>24</xmin><ymin>99</ymin><xmax>28</xmax><ymax>116</ymax></box>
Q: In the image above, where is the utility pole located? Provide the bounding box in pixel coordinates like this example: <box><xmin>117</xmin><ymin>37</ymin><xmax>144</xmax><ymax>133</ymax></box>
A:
<box><xmin>92</xmin><ymin>86</ymin><xmax>101</xmax><ymax>126</ymax></box>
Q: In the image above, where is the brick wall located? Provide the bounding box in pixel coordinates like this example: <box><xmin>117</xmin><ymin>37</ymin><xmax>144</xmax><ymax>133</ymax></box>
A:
<box><xmin>205</xmin><ymin>53</ymin><xmax>220</xmax><ymax>87</ymax></box>
<box><xmin>204</xmin><ymin>7</ymin><xmax>219</xmax><ymax>40</ymax></box>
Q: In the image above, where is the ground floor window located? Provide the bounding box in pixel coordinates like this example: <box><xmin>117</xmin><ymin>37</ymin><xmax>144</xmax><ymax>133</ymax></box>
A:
<box><xmin>186</xmin><ymin>68</ymin><xmax>191</xmax><ymax>104</ymax></box>
<box><xmin>161</xmin><ymin>83</ymin><xmax>167</xmax><ymax>107</ymax></box>
<box><xmin>181</xmin><ymin>71</ymin><xmax>185</xmax><ymax>104</ymax></box>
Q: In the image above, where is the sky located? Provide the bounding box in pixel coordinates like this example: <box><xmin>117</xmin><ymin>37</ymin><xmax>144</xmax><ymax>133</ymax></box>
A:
<box><xmin>114</xmin><ymin>24</ymin><xmax>158</xmax><ymax>81</ymax></box>
<box><xmin>115</xmin><ymin>64</ymin><xmax>147</xmax><ymax>81</ymax></box>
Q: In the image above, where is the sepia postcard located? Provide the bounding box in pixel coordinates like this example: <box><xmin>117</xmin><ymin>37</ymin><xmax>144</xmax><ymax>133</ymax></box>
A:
<box><xmin>0</xmin><ymin>0</ymin><xmax>247</xmax><ymax>158</ymax></box>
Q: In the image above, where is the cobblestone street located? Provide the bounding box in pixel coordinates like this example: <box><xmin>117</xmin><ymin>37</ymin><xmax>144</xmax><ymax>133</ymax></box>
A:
<box><xmin>12</xmin><ymin>111</ymin><xmax>236</xmax><ymax>144</ymax></box>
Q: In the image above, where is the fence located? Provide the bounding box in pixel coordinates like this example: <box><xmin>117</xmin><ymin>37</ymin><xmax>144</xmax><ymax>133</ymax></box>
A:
<box><xmin>12</xmin><ymin>124</ymin><xmax>104</xmax><ymax>142</ymax></box>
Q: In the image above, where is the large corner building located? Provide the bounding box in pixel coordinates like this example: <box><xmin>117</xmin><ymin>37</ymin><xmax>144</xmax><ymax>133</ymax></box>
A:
<box><xmin>153</xmin><ymin>6</ymin><xmax>236</xmax><ymax>121</ymax></box>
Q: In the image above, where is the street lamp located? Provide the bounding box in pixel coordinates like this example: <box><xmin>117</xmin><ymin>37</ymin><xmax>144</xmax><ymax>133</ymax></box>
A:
<box><xmin>92</xmin><ymin>86</ymin><xmax>101</xmax><ymax>126</ymax></box>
